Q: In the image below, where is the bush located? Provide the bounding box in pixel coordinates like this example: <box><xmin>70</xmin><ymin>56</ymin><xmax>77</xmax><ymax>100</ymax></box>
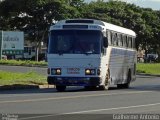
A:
<box><xmin>31</xmin><ymin>53</ymin><xmax>46</xmax><ymax>61</ymax></box>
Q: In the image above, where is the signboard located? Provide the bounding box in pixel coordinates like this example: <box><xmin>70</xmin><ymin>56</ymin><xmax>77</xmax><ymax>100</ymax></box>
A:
<box><xmin>2</xmin><ymin>31</ymin><xmax>24</xmax><ymax>55</ymax></box>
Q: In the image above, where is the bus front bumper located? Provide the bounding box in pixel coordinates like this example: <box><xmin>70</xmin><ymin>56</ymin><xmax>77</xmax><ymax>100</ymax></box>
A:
<box><xmin>47</xmin><ymin>76</ymin><xmax>101</xmax><ymax>86</ymax></box>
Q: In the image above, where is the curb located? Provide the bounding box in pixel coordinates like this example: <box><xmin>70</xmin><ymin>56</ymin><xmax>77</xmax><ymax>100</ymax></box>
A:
<box><xmin>137</xmin><ymin>73</ymin><xmax>160</xmax><ymax>77</ymax></box>
<box><xmin>0</xmin><ymin>64</ymin><xmax>47</xmax><ymax>68</ymax></box>
<box><xmin>0</xmin><ymin>84</ymin><xmax>55</xmax><ymax>91</ymax></box>
<box><xmin>1</xmin><ymin>74</ymin><xmax>160</xmax><ymax>91</ymax></box>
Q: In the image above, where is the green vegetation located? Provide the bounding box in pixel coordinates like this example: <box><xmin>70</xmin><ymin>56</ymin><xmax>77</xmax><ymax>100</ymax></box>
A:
<box><xmin>0</xmin><ymin>63</ymin><xmax>160</xmax><ymax>86</ymax></box>
<box><xmin>0</xmin><ymin>70</ymin><xmax>47</xmax><ymax>85</ymax></box>
<box><xmin>0</xmin><ymin>60</ymin><xmax>47</xmax><ymax>66</ymax></box>
<box><xmin>1</xmin><ymin>0</ymin><xmax>160</xmax><ymax>55</ymax></box>
<box><xmin>137</xmin><ymin>63</ymin><xmax>160</xmax><ymax>75</ymax></box>
<box><xmin>0</xmin><ymin>60</ymin><xmax>47</xmax><ymax>86</ymax></box>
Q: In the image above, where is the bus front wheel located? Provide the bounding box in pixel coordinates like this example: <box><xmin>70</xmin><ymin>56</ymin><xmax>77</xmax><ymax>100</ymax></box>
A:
<box><xmin>56</xmin><ymin>85</ymin><xmax>66</xmax><ymax>92</ymax></box>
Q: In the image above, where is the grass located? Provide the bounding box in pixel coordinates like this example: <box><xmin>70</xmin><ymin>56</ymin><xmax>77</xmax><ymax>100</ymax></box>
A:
<box><xmin>0</xmin><ymin>60</ymin><xmax>160</xmax><ymax>86</ymax></box>
<box><xmin>137</xmin><ymin>63</ymin><xmax>160</xmax><ymax>75</ymax></box>
<box><xmin>0</xmin><ymin>70</ymin><xmax>47</xmax><ymax>86</ymax></box>
<box><xmin>0</xmin><ymin>60</ymin><xmax>47</xmax><ymax>67</ymax></box>
<box><xmin>0</xmin><ymin>60</ymin><xmax>47</xmax><ymax>86</ymax></box>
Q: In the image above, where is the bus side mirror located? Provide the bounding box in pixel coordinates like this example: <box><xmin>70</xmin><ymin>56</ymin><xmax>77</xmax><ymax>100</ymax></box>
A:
<box><xmin>103</xmin><ymin>37</ymin><xmax>108</xmax><ymax>48</ymax></box>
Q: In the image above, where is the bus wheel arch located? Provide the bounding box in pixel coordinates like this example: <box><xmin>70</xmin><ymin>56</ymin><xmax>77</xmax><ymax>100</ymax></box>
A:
<box><xmin>117</xmin><ymin>69</ymin><xmax>131</xmax><ymax>89</ymax></box>
<box><xmin>99</xmin><ymin>68</ymin><xmax>110</xmax><ymax>90</ymax></box>
<box><xmin>127</xmin><ymin>69</ymin><xmax>131</xmax><ymax>83</ymax></box>
<box><xmin>124</xmin><ymin>68</ymin><xmax>132</xmax><ymax>88</ymax></box>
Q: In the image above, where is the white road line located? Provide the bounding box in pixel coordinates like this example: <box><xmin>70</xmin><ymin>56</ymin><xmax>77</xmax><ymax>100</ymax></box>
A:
<box><xmin>20</xmin><ymin>102</ymin><xmax>160</xmax><ymax>120</ymax></box>
<box><xmin>63</xmin><ymin>102</ymin><xmax>160</xmax><ymax>114</ymax></box>
<box><xmin>20</xmin><ymin>114</ymin><xmax>59</xmax><ymax>120</ymax></box>
<box><xmin>0</xmin><ymin>91</ymin><xmax>151</xmax><ymax>104</ymax></box>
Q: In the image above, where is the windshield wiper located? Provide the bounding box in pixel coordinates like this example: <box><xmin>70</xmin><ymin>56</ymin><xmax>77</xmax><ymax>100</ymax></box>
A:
<box><xmin>84</xmin><ymin>51</ymin><xmax>93</xmax><ymax>55</ymax></box>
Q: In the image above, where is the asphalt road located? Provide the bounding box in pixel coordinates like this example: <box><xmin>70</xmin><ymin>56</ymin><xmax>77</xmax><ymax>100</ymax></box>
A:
<box><xmin>0</xmin><ymin>75</ymin><xmax>160</xmax><ymax>120</ymax></box>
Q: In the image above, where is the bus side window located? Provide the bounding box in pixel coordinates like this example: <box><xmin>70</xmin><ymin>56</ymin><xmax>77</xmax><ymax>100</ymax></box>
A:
<box><xmin>128</xmin><ymin>37</ymin><xmax>132</xmax><ymax>48</ymax></box>
<box><xmin>111</xmin><ymin>32</ymin><xmax>114</xmax><ymax>46</ymax></box>
<box><xmin>101</xmin><ymin>38</ymin><xmax>107</xmax><ymax>55</ymax></box>
<box><xmin>130</xmin><ymin>37</ymin><xmax>133</xmax><ymax>48</ymax></box>
<box><xmin>107</xmin><ymin>30</ymin><xmax>112</xmax><ymax>45</ymax></box>
<box><xmin>123</xmin><ymin>35</ymin><xmax>126</xmax><ymax>48</ymax></box>
<box><xmin>132</xmin><ymin>37</ymin><xmax>135</xmax><ymax>49</ymax></box>
<box><xmin>113</xmin><ymin>33</ymin><xmax>118</xmax><ymax>46</ymax></box>
<box><xmin>126</xmin><ymin>36</ymin><xmax>128</xmax><ymax>48</ymax></box>
<box><xmin>121</xmin><ymin>34</ymin><xmax>123</xmax><ymax>47</ymax></box>
<box><xmin>24</xmin><ymin>47</ymin><xmax>28</xmax><ymax>53</ymax></box>
<box><xmin>118</xmin><ymin>34</ymin><xmax>122</xmax><ymax>47</ymax></box>
<box><xmin>116</xmin><ymin>33</ymin><xmax>118</xmax><ymax>46</ymax></box>
<box><xmin>28</xmin><ymin>47</ymin><xmax>31</xmax><ymax>55</ymax></box>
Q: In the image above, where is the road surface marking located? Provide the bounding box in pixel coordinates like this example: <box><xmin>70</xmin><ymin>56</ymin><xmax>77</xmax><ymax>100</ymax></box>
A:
<box><xmin>63</xmin><ymin>102</ymin><xmax>160</xmax><ymax>114</ymax></box>
<box><xmin>0</xmin><ymin>91</ymin><xmax>151</xmax><ymax>104</ymax></box>
<box><xmin>20</xmin><ymin>114</ymin><xmax>59</xmax><ymax>120</ymax></box>
<box><xmin>20</xmin><ymin>102</ymin><xmax>160</xmax><ymax>120</ymax></box>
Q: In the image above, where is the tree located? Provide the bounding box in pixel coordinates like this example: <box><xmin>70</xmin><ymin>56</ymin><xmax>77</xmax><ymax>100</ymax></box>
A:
<box><xmin>0</xmin><ymin>0</ymin><xmax>81</xmax><ymax>61</ymax></box>
<box><xmin>81</xmin><ymin>0</ymin><xmax>160</xmax><ymax>53</ymax></box>
<box><xmin>1</xmin><ymin>0</ymin><xmax>160</xmax><ymax>61</ymax></box>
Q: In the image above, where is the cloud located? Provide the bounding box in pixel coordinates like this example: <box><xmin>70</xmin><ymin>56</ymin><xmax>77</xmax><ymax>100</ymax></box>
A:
<box><xmin>116</xmin><ymin>0</ymin><xmax>160</xmax><ymax>10</ymax></box>
<box><xmin>149</xmin><ymin>0</ymin><xmax>160</xmax><ymax>2</ymax></box>
<box><xmin>85</xmin><ymin>0</ymin><xmax>160</xmax><ymax>10</ymax></box>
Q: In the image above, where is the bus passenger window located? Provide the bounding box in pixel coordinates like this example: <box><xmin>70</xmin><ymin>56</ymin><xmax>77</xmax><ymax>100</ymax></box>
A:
<box><xmin>132</xmin><ymin>38</ymin><xmax>135</xmax><ymax>48</ymax></box>
<box><xmin>111</xmin><ymin>32</ymin><xmax>114</xmax><ymax>45</ymax></box>
<box><xmin>122</xmin><ymin>35</ymin><xmax>126</xmax><ymax>47</ymax></box>
<box><xmin>113</xmin><ymin>33</ymin><xmax>118</xmax><ymax>46</ymax></box>
<box><xmin>128</xmin><ymin>37</ymin><xmax>132</xmax><ymax>48</ymax></box>
<box><xmin>126</xmin><ymin>36</ymin><xmax>128</xmax><ymax>48</ymax></box>
<box><xmin>121</xmin><ymin>34</ymin><xmax>123</xmax><ymax>47</ymax></box>
<box><xmin>118</xmin><ymin>34</ymin><xmax>122</xmax><ymax>47</ymax></box>
<box><xmin>107</xmin><ymin>31</ymin><xmax>112</xmax><ymax>45</ymax></box>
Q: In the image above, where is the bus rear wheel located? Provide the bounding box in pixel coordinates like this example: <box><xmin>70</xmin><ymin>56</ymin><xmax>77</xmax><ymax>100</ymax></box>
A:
<box><xmin>56</xmin><ymin>85</ymin><xmax>66</xmax><ymax>92</ymax></box>
<box><xmin>117</xmin><ymin>70</ymin><xmax>131</xmax><ymax>89</ymax></box>
<box><xmin>84</xmin><ymin>86</ymin><xmax>97</xmax><ymax>90</ymax></box>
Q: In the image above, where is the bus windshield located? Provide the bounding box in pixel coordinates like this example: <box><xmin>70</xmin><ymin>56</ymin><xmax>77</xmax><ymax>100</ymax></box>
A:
<box><xmin>49</xmin><ymin>30</ymin><xmax>102</xmax><ymax>55</ymax></box>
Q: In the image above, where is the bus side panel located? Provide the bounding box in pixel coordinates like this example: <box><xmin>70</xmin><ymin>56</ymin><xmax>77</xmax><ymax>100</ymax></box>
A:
<box><xmin>108</xmin><ymin>47</ymin><xmax>136</xmax><ymax>85</ymax></box>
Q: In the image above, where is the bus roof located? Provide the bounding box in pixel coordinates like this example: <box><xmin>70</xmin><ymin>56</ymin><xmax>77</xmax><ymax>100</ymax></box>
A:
<box><xmin>54</xmin><ymin>19</ymin><xmax>136</xmax><ymax>37</ymax></box>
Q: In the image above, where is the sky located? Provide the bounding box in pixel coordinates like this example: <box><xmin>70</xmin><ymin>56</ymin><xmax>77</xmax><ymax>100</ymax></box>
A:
<box><xmin>85</xmin><ymin>0</ymin><xmax>160</xmax><ymax>10</ymax></box>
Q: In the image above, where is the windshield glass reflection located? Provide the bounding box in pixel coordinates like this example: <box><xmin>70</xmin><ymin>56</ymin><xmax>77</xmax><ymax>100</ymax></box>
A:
<box><xmin>49</xmin><ymin>30</ymin><xmax>102</xmax><ymax>54</ymax></box>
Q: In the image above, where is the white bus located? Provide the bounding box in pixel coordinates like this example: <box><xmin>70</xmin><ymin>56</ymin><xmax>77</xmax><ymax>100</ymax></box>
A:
<box><xmin>23</xmin><ymin>46</ymin><xmax>36</xmax><ymax>59</ymax></box>
<box><xmin>47</xmin><ymin>19</ymin><xmax>136</xmax><ymax>92</ymax></box>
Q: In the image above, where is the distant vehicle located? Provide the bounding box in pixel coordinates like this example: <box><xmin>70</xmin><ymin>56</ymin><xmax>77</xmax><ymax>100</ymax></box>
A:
<box><xmin>146</xmin><ymin>53</ymin><xmax>158</xmax><ymax>63</ymax></box>
<box><xmin>1</xmin><ymin>55</ymin><xmax>7</xmax><ymax>60</ymax></box>
<box><xmin>23</xmin><ymin>46</ymin><xmax>36</xmax><ymax>59</ymax></box>
<box><xmin>47</xmin><ymin>19</ymin><xmax>137</xmax><ymax>92</ymax></box>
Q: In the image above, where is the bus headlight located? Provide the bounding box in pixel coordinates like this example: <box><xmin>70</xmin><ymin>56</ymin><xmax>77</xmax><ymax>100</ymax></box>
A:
<box><xmin>85</xmin><ymin>69</ymin><xmax>96</xmax><ymax>75</ymax></box>
<box><xmin>51</xmin><ymin>68</ymin><xmax>61</xmax><ymax>75</ymax></box>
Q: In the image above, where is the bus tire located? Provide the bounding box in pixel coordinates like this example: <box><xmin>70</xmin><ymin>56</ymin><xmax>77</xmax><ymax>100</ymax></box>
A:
<box><xmin>125</xmin><ymin>69</ymin><xmax>131</xmax><ymax>88</ymax></box>
<box><xmin>84</xmin><ymin>86</ymin><xmax>97</xmax><ymax>90</ymax></box>
<box><xmin>99</xmin><ymin>69</ymin><xmax>110</xmax><ymax>90</ymax></box>
<box><xmin>56</xmin><ymin>85</ymin><xmax>66</xmax><ymax>92</ymax></box>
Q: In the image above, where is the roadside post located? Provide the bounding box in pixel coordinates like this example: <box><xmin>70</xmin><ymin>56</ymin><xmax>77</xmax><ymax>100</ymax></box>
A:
<box><xmin>0</xmin><ymin>31</ymin><xmax>3</xmax><ymax>60</ymax></box>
